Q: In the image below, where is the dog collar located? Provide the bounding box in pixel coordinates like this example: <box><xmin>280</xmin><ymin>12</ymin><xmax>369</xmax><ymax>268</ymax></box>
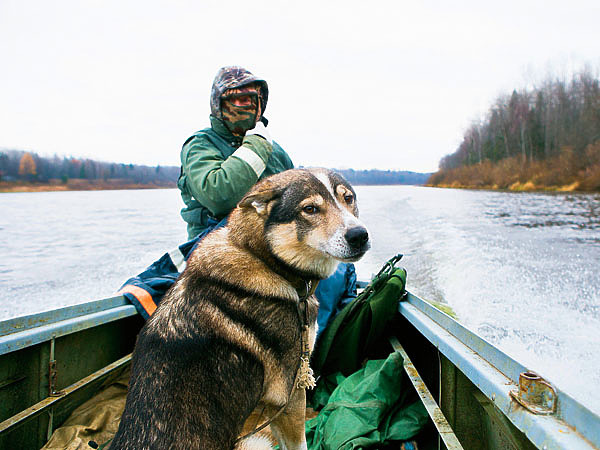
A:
<box><xmin>296</xmin><ymin>279</ymin><xmax>319</xmax><ymax>302</ymax></box>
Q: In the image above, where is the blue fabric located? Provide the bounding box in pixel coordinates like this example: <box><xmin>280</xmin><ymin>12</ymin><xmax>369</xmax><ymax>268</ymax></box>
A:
<box><xmin>121</xmin><ymin>254</ymin><xmax>180</xmax><ymax>319</ymax></box>
<box><xmin>314</xmin><ymin>263</ymin><xmax>357</xmax><ymax>339</ymax></box>
<box><xmin>119</xmin><ymin>219</ymin><xmax>357</xmax><ymax>333</ymax></box>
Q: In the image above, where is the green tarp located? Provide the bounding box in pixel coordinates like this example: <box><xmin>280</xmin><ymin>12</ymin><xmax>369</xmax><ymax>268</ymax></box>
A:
<box><xmin>306</xmin><ymin>354</ymin><xmax>428</xmax><ymax>449</ymax></box>
<box><xmin>307</xmin><ymin>255</ymin><xmax>428</xmax><ymax>449</ymax></box>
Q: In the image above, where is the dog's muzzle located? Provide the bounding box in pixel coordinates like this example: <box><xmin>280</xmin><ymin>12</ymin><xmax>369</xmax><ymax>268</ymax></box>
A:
<box><xmin>344</xmin><ymin>226</ymin><xmax>370</xmax><ymax>254</ymax></box>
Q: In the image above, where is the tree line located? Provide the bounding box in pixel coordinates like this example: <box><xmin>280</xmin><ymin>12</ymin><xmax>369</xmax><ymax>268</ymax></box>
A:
<box><xmin>333</xmin><ymin>168</ymin><xmax>430</xmax><ymax>185</ymax></box>
<box><xmin>0</xmin><ymin>150</ymin><xmax>179</xmax><ymax>186</ymax></box>
<box><xmin>1</xmin><ymin>149</ymin><xmax>430</xmax><ymax>188</ymax></box>
<box><xmin>430</xmin><ymin>68</ymin><xmax>600</xmax><ymax>190</ymax></box>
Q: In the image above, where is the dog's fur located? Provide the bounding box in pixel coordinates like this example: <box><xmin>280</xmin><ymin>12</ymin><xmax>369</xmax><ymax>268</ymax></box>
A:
<box><xmin>111</xmin><ymin>168</ymin><xmax>370</xmax><ymax>450</ymax></box>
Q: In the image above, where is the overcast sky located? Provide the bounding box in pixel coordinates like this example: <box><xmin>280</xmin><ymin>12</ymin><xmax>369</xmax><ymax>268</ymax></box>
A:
<box><xmin>1</xmin><ymin>0</ymin><xmax>598</xmax><ymax>173</ymax></box>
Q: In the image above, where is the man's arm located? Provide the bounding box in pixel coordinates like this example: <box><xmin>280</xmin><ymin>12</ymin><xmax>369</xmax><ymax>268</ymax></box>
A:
<box><xmin>181</xmin><ymin>134</ymin><xmax>273</xmax><ymax>218</ymax></box>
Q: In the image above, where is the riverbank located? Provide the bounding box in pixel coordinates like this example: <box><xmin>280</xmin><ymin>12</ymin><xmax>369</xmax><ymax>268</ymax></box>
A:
<box><xmin>428</xmin><ymin>151</ymin><xmax>600</xmax><ymax>193</ymax></box>
<box><xmin>0</xmin><ymin>179</ymin><xmax>176</xmax><ymax>193</ymax></box>
<box><xmin>427</xmin><ymin>180</ymin><xmax>585</xmax><ymax>192</ymax></box>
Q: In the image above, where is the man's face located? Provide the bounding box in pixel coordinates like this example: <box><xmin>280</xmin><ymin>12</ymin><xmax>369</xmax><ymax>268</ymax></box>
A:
<box><xmin>220</xmin><ymin>85</ymin><xmax>262</xmax><ymax>136</ymax></box>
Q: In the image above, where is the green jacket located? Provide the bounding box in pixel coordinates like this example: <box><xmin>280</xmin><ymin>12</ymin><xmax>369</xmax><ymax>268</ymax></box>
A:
<box><xmin>178</xmin><ymin>116</ymin><xmax>294</xmax><ymax>239</ymax></box>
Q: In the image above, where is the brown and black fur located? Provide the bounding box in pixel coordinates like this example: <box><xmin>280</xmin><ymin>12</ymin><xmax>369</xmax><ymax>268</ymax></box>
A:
<box><xmin>111</xmin><ymin>168</ymin><xmax>370</xmax><ymax>450</ymax></box>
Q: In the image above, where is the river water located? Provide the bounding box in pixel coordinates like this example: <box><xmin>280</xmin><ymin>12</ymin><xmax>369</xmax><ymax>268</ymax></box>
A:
<box><xmin>1</xmin><ymin>186</ymin><xmax>599</xmax><ymax>414</ymax></box>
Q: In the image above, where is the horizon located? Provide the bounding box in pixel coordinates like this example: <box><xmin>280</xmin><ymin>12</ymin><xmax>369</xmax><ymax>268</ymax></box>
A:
<box><xmin>0</xmin><ymin>148</ymin><xmax>435</xmax><ymax>175</ymax></box>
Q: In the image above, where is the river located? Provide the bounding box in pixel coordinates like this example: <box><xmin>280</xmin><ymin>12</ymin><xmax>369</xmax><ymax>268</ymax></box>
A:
<box><xmin>1</xmin><ymin>186</ymin><xmax>599</xmax><ymax>415</ymax></box>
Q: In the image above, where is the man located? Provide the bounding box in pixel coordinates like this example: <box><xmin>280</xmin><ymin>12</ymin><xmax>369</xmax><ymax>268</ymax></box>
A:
<box><xmin>178</xmin><ymin>66</ymin><xmax>293</xmax><ymax>239</ymax></box>
<box><xmin>120</xmin><ymin>66</ymin><xmax>355</xmax><ymax>337</ymax></box>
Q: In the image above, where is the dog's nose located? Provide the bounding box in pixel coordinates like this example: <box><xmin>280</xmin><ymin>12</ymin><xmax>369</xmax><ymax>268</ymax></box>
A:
<box><xmin>345</xmin><ymin>226</ymin><xmax>369</xmax><ymax>248</ymax></box>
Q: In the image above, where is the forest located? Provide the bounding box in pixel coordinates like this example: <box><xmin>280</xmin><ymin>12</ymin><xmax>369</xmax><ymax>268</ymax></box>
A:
<box><xmin>0</xmin><ymin>150</ymin><xmax>180</xmax><ymax>191</ymax></box>
<box><xmin>428</xmin><ymin>69</ymin><xmax>600</xmax><ymax>191</ymax></box>
<box><xmin>0</xmin><ymin>150</ymin><xmax>429</xmax><ymax>192</ymax></box>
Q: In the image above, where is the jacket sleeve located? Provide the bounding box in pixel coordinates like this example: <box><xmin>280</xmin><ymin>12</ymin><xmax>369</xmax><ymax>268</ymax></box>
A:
<box><xmin>181</xmin><ymin>134</ymin><xmax>274</xmax><ymax>217</ymax></box>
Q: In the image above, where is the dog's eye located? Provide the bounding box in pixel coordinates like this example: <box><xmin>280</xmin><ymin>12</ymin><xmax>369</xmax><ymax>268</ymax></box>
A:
<box><xmin>302</xmin><ymin>205</ymin><xmax>319</xmax><ymax>215</ymax></box>
<box><xmin>344</xmin><ymin>193</ymin><xmax>354</xmax><ymax>204</ymax></box>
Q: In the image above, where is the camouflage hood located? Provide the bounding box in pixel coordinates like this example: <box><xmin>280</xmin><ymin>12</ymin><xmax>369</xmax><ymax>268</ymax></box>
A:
<box><xmin>210</xmin><ymin>66</ymin><xmax>269</xmax><ymax>119</ymax></box>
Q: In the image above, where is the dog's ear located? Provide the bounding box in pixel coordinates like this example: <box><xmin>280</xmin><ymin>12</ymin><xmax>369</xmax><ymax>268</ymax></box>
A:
<box><xmin>238</xmin><ymin>182</ymin><xmax>281</xmax><ymax>216</ymax></box>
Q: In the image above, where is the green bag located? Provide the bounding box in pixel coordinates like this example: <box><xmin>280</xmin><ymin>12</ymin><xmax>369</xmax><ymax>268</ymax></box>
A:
<box><xmin>311</xmin><ymin>254</ymin><xmax>407</xmax><ymax>380</ymax></box>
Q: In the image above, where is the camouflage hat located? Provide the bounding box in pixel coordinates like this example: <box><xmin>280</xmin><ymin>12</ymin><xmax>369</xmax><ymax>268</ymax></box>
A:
<box><xmin>210</xmin><ymin>66</ymin><xmax>269</xmax><ymax>118</ymax></box>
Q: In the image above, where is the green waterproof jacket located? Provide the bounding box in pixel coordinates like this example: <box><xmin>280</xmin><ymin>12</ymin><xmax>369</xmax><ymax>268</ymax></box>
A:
<box><xmin>178</xmin><ymin>116</ymin><xmax>294</xmax><ymax>239</ymax></box>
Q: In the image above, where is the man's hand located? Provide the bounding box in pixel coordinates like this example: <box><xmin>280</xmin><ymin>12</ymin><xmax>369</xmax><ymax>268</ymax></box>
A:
<box><xmin>245</xmin><ymin>121</ymin><xmax>272</xmax><ymax>144</ymax></box>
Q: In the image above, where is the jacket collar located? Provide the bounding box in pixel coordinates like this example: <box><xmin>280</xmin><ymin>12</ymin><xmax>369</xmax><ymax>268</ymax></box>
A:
<box><xmin>210</xmin><ymin>115</ymin><xmax>243</xmax><ymax>146</ymax></box>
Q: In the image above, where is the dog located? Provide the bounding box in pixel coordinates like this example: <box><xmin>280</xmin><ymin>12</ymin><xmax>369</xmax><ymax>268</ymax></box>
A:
<box><xmin>110</xmin><ymin>168</ymin><xmax>370</xmax><ymax>450</ymax></box>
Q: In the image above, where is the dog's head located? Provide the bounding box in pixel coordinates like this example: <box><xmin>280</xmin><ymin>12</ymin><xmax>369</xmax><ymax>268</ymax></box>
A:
<box><xmin>229</xmin><ymin>168</ymin><xmax>370</xmax><ymax>279</ymax></box>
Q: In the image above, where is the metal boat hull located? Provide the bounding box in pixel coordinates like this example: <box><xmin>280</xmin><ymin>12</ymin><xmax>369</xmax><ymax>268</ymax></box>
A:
<box><xmin>1</xmin><ymin>292</ymin><xmax>598</xmax><ymax>449</ymax></box>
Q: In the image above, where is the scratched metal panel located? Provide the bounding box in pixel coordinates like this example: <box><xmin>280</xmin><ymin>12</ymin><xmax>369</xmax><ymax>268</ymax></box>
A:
<box><xmin>0</xmin><ymin>296</ymin><xmax>131</xmax><ymax>337</ymax></box>
<box><xmin>0</xmin><ymin>314</ymin><xmax>142</xmax><ymax>450</ymax></box>
<box><xmin>0</xmin><ymin>304</ymin><xmax>138</xmax><ymax>356</ymax></box>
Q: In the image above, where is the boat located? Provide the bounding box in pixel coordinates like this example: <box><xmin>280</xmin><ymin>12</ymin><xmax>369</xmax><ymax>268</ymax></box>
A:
<box><xmin>1</xmin><ymin>257</ymin><xmax>599</xmax><ymax>450</ymax></box>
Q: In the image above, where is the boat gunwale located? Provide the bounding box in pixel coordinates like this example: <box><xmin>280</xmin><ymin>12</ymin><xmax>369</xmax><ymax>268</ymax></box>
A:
<box><xmin>0</xmin><ymin>296</ymin><xmax>132</xmax><ymax>337</ymax></box>
<box><xmin>400</xmin><ymin>292</ymin><xmax>600</xmax><ymax>449</ymax></box>
<box><xmin>0</xmin><ymin>297</ymin><xmax>137</xmax><ymax>356</ymax></box>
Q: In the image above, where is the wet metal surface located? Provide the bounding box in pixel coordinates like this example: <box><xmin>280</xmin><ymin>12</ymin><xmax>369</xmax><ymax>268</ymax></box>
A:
<box><xmin>0</xmin><ymin>353</ymin><xmax>132</xmax><ymax>435</ymax></box>
<box><xmin>0</xmin><ymin>300</ymin><xmax>137</xmax><ymax>356</ymax></box>
<box><xmin>47</xmin><ymin>337</ymin><xmax>63</xmax><ymax>397</ymax></box>
<box><xmin>399</xmin><ymin>293</ymin><xmax>600</xmax><ymax>449</ymax></box>
<box><xmin>389</xmin><ymin>336</ymin><xmax>464</xmax><ymax>449</ymax></box>
<box><xmin>405</xmin><ymin>293</ymin><xmax>528</xmax><ymax>383</ymax></box>
<box><xmin>0</xmin><ymin>296</ymin><xmax>133</xmax><ymax>337</ymax></box>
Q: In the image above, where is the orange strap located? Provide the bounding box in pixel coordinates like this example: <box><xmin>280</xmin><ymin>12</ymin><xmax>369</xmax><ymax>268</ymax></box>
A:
<box><xmin>118</xmin><ymin>285</ymin><xmax>157</xmax><ymax>316</ymax></box>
